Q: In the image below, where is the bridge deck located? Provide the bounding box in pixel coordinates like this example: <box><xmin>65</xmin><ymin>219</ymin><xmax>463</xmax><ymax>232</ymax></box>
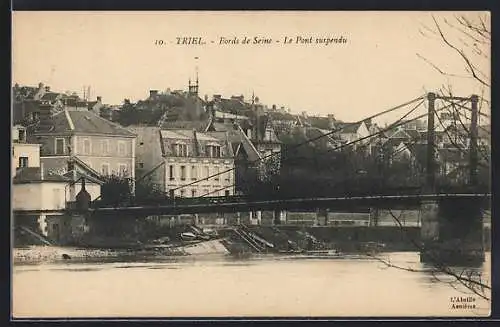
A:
<box><xmin>12</xmin><ymin>193</ymin><xmax>491</xmax><ymax>216</ymax></box>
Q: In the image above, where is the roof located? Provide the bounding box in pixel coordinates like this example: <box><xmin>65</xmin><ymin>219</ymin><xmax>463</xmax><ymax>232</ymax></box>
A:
<box><xmin>307</xmin><ymin>116</ymin><xmax>333</xmax><ymax>130</ymax></box>
<box><xmin>267</xmin><ymin>111</ymin><xmax>296</xmax><ymax>121</ymax></box>
<box><xmin>160</xmin><ymin>129</ymin><xmax>222</xmax><ymax>142</ymax></box>
<box><xmin>237</xmin><ymin>125</ymin><xmax>261</xmax><ymax>162</ymax></box>
<box><xmin>445</xmin><ymin>124</ymin><xmax>491</xmax><ymax>140</ymax></box>
<box><xmin>41</xmin><ymin>92</ymin><xmax>62</xmax><ymax>102</ymax></box>
<box><xmin>62</xmin><ymin>170</ymin><xmax>104</xmax><ymax>185</ymax></box>
<box><xmin>215</xmin><ymin>98</ymin><xmax>251</xmax><ymax>113</ymax></box>
<box><xmin>70</xmin><ymin>156</ymin><xmax>105</xmax><ymax>181</ymax></box>
<box><xmin>214</xmin><ymin>110</ymin><xmax>248</xmax><ymax>120</ymax></box>
<box><xmin>387</xmin><ymin>129</ymin><xmax>421</xmax><ymax>141</ymax></box>
<box><xmin>160</xmin><ymin>129</ymin><xmax>194</xmax><ymax>140</ymax></box>
<box><xmin>159</xmin><ymin>119</ymin><xmax>209</xmax><ymax>131</ymax></box>
<box><xmin>254</xmin><ymin>115</ymin><xmax>281</xmax><ymax>143</ymax></box>
<box><xmin>35</xmin><ymin>109</ymin><xmax>136</xmax><ymax>137</ymax></box>
<box><xmin>337</xmin><ymin>122</ymin><xmax>363</xmax><ymax>134</ymax></box>
<box><xmin>13</xmin><ymin>167</ymin><xmax>69</xmax><ymax>183</ymax></box>
<box><xmin>62</xmin><ymin>97</ymin><xmax>88</xmax><ymax>107</ymax></box>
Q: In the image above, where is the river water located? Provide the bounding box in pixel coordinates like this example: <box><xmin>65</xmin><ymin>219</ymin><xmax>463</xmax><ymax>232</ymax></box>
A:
<box><xmin>12</xmin><ymin>252</ymin><xmax>491</xmax><ymax>318</ymax></box>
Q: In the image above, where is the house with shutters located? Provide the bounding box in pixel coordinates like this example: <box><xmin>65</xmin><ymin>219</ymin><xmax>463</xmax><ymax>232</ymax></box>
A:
<box><xmin>29</xmin><ymin>106</ymin><xmax>137</xmax><ymax>190</ymax></box>
<box><xmin>130</xmin><ymin>126</ymin><xmax>235</xmax><ymax>198</ymax></box>
<box><xmin>12</xmin><ymin>121</ymin><xmax>103</xmax><ymax>244</ymax></box>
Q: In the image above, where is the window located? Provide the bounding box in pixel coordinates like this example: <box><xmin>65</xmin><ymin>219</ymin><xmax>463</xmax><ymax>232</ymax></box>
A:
<box><xmin>101</xmin><ymin>163</ymin><xmax>110</xmax><ymax>176</ymax></box>
<box><xmin>205</xmin><ymin>145</ymin><xmax>221</xmax><ymax>158</ymax></box>
<box><xmin>215</xmin><ymin>167</ymin><xmax>220</xmax><ymax>181</ymax></box>
<box><xmin>101</xmin><ymin>140</ymin><xmax>109</xmax><ymax>154</ymax></box>
<box><xmin>138</xmin><ymin>162</ymin><xmax>144</xmax><ymax>169</ymax></box>
<box><xmin>18</xmin><ymin>129</ymin><xmax>26</xmax><ymax>142</ymax></box>
<box><xmin>205</xmin><ymin>166</ymin><xmax>210</xmax><ymax>180</ymax></box>
<box><xmin>18</xmin><ymin>156</ymin><xmax>28</xmax><ymax>168</ymax></box>
<box><xmin>55</xmin><ymin>138</ymin><xmax>65</xmax><ymax>155</ymax></box>
<box><xmin>169</xmin><ymin>189</ymin><xmax>175</xmax><ymax>198</ymax></box>
<box><xmin>191</xmin><ymin>189</ymin><xmax>197</xmax><ymax>197</ymax></box>
<box><xmin>191</xmin><ymin>166</ymin><xmax>197</xmax><ymax>180</ymax></box>
<box><xmin>83</xmin><ymin>139</ymin><xmax>91</xmax><ymax>155</ymax></box>
<box><xmin>180</xmin><ymin>189</ymin><xmax>185</xmax><ymax>198</ymax></box>
<box><xmin>181</xmin><ymin>144</ymin><xmax>188</xmax><ymax>157</ymax></box>
<box><xmin>169</xmin><ymin>165</ymin><xmax>175</xmax><ymax>180</ymax></box>
<box><xmin>171</xmin><ymin>143</ymin><xmax>188</xmax><ymax>157</ymax></box>
<box><xmin>31</xmin><ymin>112</ymin><xmax>39</xmax><ymax>121</ymax></box>
<box><xmin>204</xmin><ymin>189</ymin><xmax>209</xmax><ymax>196</ymax></box>
<box><xmin>225</xmin><ymin>190</ymin><xmax>230</xmax><ymax>197</ymax></box>
<box><xmin>118</xmin><ymin>141</ymin><xmax>126</xmax><ymax>156</ymax></box>
<box><xmin>225</xmin><ymin>167</ymin><xmax>231</xmax><ymax>181</ymax></box>
<box><xmin>180</xmin><ymin>166</ymin><xmax>186</xmax><ymax>180</ymax></box>
<box><xmin>119</xmin><ymin>164</ymin><xmax>128</xmax><ymax>177</ymax></box>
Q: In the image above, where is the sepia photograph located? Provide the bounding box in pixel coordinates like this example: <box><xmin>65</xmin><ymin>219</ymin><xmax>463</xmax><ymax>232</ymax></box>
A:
<box><xmin>11</xmin><ymin>11</ymin><xmax>491</xmax><ymax>318</ymax></box>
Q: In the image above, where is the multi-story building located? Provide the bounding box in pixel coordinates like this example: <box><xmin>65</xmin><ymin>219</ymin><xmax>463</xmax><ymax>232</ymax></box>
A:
<box><xmin>130</xmin><ymin>126</ymin><xmax>235</xmax><ymax>198</ymax></box>
<box><xmin>12</xmin><ymin>124</ymin><xmax>102</xmax><ymax>243</ymax></box>
<box><xmin>12</xmin><ymin>125</ymin><xmax>41</xmax><ymax>177</ymax></box>
<box><xmin>30</xmin><ymin>106</ymin><xmax>137</xmax><ymax>188</ymax></box>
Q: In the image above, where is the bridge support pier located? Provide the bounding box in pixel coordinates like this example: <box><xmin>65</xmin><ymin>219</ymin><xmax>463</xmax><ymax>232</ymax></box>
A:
<box><xmin>420</xmin><ymin>199</ymin><xmax>485</xmax><ymax>266</ymax></box>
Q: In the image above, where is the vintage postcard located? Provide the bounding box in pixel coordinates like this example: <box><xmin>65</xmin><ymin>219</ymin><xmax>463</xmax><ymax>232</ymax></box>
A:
<box><xmin>11</xmin><ymin>11</ymin><xmax>491</xmax><ymax>318</ymax></box>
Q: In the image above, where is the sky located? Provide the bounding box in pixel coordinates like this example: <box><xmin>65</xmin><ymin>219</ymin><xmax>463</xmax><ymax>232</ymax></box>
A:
<box><xmin>12</xmin><ymin>11</ymin><xmax>490</xmax><ymax>124</ymax></box>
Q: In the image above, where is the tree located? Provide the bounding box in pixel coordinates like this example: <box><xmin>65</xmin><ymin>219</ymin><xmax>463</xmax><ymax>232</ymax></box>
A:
<box><xmin>100</xmin><ymin>175</ymin><xmax>133</xmax><ymax>205</ymax></box>
<box><xmin>117</xmin><ymin>99</ymin><xmax>139</xmax><ymax>126</ymax></box>
<box><xmin>368</xmin><ymin>13</ymin><xmax>492</xmax><ymax>302</ymax></box>
<box><xmin>417</xmin><ymin>13</ymin><xmax>490</xmax><ymax>89</ymax></box>
<box><xmin>134</xmin><ymin>177</ymin><xmax>167</xmax><ymax>204</ymax></box>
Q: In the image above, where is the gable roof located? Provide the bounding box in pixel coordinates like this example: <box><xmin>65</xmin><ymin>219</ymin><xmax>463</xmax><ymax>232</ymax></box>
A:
<box><xmin>35</xmin><ymin>109</ymin><xmax>136</xmax><ymax>137</ymax></box>
<box><xmin>62</xmin><ymin>170</ymin><xmax>104</xmax><ymax>185</ymax></box>
<box><xmin>70</xmin><ymin>156</ymin><xmax>106</xmax><ymax>181</ymax></box>
<box><xmin>238</xmin><ymin>125</ymin><xmax>262</xmax><ymax>162</ymax></box>
<box><xmin>337</xmin><ymin>122</ymin><xmax>363</xmax><ymax>134</ymax></box>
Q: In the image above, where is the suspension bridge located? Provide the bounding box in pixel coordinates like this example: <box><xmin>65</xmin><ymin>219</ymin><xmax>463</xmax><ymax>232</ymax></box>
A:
<box><xmin>14</xmin><ymin>92</ymin><xmax>491</xmax><ymax>264</ymax></box>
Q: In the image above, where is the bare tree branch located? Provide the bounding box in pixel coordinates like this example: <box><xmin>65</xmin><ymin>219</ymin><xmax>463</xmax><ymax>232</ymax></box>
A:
<box><xmin>365</xmin><ymin>207</ymin><xmax>490</xmax><ymax>301</ymax></box>
<box><xmin>429</xmin><ymin>15</ymin><xmax>490</xmax><ymax>87</ymax></box>
<box><xmin>416</xmin><ymin>53</ymin><xmax>476</xmax><ymax>80</ymax></box>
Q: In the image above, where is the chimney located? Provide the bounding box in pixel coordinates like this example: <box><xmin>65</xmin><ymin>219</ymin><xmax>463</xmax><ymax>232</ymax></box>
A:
<box><xmin>149</xmin><ymin>90</ymin><xmax>159</xmax><ymax>98</ymax></box>
<box><xmin>40</xmin><ymin>162</ymin><xmax>44</xmax><ymax>180</ymax></box>
<box><xmin>327</xmin><ymin>114</ymin><xmax>336</xmax><ymax>129</ymax></box>
<box><xmin>38</xmin><ymin>82</ymin><xmax>44</xmax><ymax>89</ymax></box>
<box><xmin>272</xmin><ymin>104</ymin><xmax>276</xmax><ymax>111</ymax></box>
<box><xmin>96</xmin><ymin>96</ymin><xmax>102</xmax><ymax>103</ymax></box>
<box><xmin>45</xmin><ymin>86</ymin><xmax>50</xmax><ymax>92</ymax></box>
<box><xmin>213</xmin><ymin>94</ymin><xmax>222</xmax><ymax>102</ymax></box>
<box><xmin>204</xmin><ymin>94</ymin><xmax>208</xmax><ymax>102</ymax></box>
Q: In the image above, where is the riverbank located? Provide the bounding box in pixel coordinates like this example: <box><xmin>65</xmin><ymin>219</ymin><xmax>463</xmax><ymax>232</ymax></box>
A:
<box><xmin>13</xmin><ymin>239</ymin><xmax>231</xmax><ymax>264</ymax></box>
